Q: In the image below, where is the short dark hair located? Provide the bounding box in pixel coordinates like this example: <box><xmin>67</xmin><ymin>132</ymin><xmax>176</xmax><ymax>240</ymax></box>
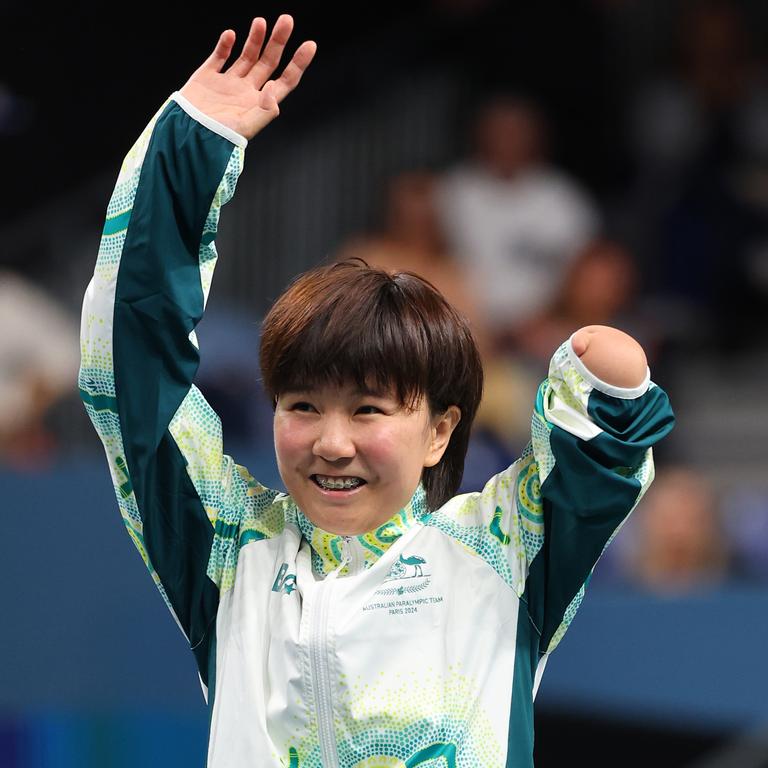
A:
<box><xmin>259</xmin><ymin>258</ymin><xmax>484</xmax><ymax>510</ymax></box>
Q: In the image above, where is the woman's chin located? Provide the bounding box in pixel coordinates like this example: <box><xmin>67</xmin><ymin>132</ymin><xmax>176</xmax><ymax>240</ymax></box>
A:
<box><xmin>299</xmin><ymin>501</ymin><xmax>378</xmax><ymax>536</ymax></box>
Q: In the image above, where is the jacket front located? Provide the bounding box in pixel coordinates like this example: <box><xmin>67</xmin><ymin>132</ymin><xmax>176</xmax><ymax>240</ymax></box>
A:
<box><xmin>78</xmin><ymin>91</ymin><xmax>675</xmax><ymax>767</ymax></box>
<box><xmin>209</xmin><ymin>481</ymin><xmax>525</xmax><ymax>766</ymax></box>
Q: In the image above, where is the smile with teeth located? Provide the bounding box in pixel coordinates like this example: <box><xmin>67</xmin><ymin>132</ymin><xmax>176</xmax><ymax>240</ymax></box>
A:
<box><xmin>312</xmin><ymin>474</ymin><xmax>365</xmax><ymax>490</ymax></box>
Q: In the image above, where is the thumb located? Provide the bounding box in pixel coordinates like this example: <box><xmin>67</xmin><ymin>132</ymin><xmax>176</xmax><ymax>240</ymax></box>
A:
<box><xmin>241</xmin><ymin>83</ymin><xmax>281</xmax><ymax>140</ymax></box>
<box><xmin>260</xmin><ymin>80</ymin><xmax>280</xmax><ymax>113</ymax></box>
<box><xmin>571</xmin><ymin>328</ymin><xmax>590</xmax><ymax>357</ymax></box>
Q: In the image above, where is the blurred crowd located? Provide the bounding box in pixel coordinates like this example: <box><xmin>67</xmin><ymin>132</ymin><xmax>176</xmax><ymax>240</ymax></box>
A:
<box><xmin>2</xmin><ymin>0</ymin><xmax>767</xmax><ymax>596</ymax></box>
<box><xmin>0</xmin><ymin>269</ymin><xmax>79</xmax><ymax>470</ymax></box>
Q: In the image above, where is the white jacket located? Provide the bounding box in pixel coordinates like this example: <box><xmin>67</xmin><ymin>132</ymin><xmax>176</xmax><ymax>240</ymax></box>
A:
<box><xmin>78</xmin><ymin>91</ymin><xmax>675</xmax><ymax>767</ymax></box>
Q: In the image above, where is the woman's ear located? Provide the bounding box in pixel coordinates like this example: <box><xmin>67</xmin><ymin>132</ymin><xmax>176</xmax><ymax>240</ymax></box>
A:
<box><xmin>423</xmin><ymin>406</ymin><xmax>462</xmax><ymax>468</ymax></box>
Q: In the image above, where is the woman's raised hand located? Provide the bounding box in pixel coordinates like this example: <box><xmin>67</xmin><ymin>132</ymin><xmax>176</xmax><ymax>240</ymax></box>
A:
<box><xmin>571</xmin><ymin>325</ymin><xmax>648</xmax><ymax>389</ymax></box>
<box><xmin>179</xmin><ymin>14</ymin><xmax>317</xmax><ymax>140</ymax></box>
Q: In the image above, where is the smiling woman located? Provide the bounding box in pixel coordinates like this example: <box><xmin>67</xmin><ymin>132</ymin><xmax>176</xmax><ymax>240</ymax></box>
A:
<box><xmin>273</xmin><ymin>378</ymin><xmax>462</xmax><ymax>535</ymax></box>
<box><xmin>260</xmin><ymin>258</ymin><xmax>482</xmax><ymax>515</ymax></box>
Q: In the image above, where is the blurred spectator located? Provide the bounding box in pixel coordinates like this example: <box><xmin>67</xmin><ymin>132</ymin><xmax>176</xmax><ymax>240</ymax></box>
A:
<box><xmin>0</xmin><ymin>270</ymin><xmax>79</xmax><ymax>469</ymax></box>
<box><xmin>602</xmin><ymin>466</ymin><xmax>744</xmax><ymax>595</ymax></box>
<box><xmin>625</xmin><ymin>0</ymin><xmax>768</xmax><ymax>354</ymax></box>
<box><xmin>475</xmin><ymin>238</ymin><xmax>669</xmax><ymax>452</ymax></box>
<box><xmin>511</xmin><ymin>238</ymin><xmax>659</xmax><ymax>366</ymax></box>
<box><xmin>434</xmin><ymin>93</ymin><xmax>601</xmax><ymax>338</ymax></box>
<box><xmin>335</xmin><ymin>169</ymin><xmax>490</xmax><ymax>357</ymax></box>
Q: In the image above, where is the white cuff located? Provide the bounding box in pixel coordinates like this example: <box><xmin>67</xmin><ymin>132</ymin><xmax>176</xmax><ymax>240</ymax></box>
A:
<box><xmin>567</xmin><ymin>331</ymin><xmax>650</xmax><ymax>400</ymax></box>
<box><xmin>170</xmin><ymin>91</ymin><xmax>248</xmax><ymax>148</ymax></box>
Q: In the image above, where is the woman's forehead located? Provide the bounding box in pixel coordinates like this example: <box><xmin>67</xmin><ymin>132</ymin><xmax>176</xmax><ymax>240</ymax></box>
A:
<box><xmin>283</xmin><ymin>379</ymin><xmax>394</xmax><ymax>398</ymax></box>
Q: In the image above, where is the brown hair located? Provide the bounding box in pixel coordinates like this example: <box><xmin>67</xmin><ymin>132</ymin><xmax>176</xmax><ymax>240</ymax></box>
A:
<box><xmin>259</xmin><ymin>258</ymin><xmax>484</xmax><ymax>510</ymax></box>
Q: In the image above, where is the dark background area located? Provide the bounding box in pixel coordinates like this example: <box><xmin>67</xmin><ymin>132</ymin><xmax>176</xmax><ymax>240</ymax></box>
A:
<box><xmin>0</xmin><ymin>2</ymin><xmax>618</xmax><ymax>232</ymax></box>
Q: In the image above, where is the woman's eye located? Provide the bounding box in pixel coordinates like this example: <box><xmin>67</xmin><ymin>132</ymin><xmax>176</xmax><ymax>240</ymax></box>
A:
<box><xmin>291</xmin><ymin>401</ymin><xmax>381</xmax><ymax>413</ymax></box>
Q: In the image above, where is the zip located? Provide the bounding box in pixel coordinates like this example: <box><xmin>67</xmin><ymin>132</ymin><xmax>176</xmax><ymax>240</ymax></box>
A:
<box><xmin>308</xmin><ymin>544</ymin><xmax>350</xmax><ymax>768</ymax></box>
<box><xmin>343</xmin><ymin>535</ymin><xmax>362</xmax><ymax>574</ymax></box>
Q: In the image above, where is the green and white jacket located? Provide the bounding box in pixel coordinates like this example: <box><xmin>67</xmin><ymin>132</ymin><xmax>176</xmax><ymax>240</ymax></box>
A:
<box><xmin>78</xmin><ymin>91</ymin><xmax>675</xmax><ymax>768</ymax></box>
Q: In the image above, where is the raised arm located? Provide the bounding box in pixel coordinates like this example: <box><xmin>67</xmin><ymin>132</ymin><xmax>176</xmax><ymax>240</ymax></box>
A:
<box><xmin>77</xmin><ymin>15</ymin><xmax>315</xmax><ymax>692</ymax></box>
<box><xmin>425</xmin><ymin>325</ymin><xmax>674</xmax><ymax>677</ymax></box>
<box><xmin>521</xmin><ymin>325</ymin><xmax>673</xmax><ymax>656</ymax></box>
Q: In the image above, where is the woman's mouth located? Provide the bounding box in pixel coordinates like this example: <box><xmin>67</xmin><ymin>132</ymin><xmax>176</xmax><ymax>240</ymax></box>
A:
<box><xmin>311</xmin><ymin>474</ymin><xmax>366</xmax><ymax>492</ymax></box>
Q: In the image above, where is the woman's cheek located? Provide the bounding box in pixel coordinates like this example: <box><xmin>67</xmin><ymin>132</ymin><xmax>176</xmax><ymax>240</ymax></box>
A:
<box><xmin>362</xmin><ymin>424</ymin><xmax>407</xmax><ymax>466</ymax></box>
<box><xmin>274</xmin><ymin>416</ymin><xmax>310</xmax><ymax>461</ymax></box>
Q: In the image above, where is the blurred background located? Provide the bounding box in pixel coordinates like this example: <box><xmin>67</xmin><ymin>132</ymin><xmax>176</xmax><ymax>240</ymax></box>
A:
<box><xmin>2</xmin><ymin>0</ymin><xmax>768</xmax><ymax>765</ymax></box>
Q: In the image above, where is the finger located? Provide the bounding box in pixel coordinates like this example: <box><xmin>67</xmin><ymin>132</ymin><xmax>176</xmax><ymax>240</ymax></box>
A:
<box><xmin>245</xmin><ymin>13</ymin><xmax>294</xmax><ymax>88</ymax></box>
<box><xmin>228</xmin><ymin>17</ymin><xmax>267</xmax><ymax>77</ymax></box>
<box><xmin>270</xmin><ymin>40</ymin><xmax>317</xmax><ymax>103</ymax></box>
<box><xmin>202</xmin><ymin>29</ymin><xmax>236</xmax><ymax>73</ymax></box>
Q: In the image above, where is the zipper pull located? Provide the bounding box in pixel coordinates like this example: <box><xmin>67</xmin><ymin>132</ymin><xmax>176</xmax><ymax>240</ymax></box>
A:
<box><xmin>339</xmin><ymin>536</ymin><xmax>353</xmax><ymax>570</ymax></box>
<box><xmin>326</xmin><ymin>536</ymin><xmax>352</xmax><ymax>582</ymax></box>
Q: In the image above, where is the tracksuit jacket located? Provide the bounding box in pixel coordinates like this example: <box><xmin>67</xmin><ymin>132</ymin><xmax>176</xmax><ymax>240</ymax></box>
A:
<box><xmin>78</xmin><ymin>90</ymin><xmax>676</xmax><ymax>767</ymax></box>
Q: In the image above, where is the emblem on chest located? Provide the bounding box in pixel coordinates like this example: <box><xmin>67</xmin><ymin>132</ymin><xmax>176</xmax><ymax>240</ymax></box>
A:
<box><xmin>363</xmin><ymin>552</ymin><xmax>444</xmax><ymax>616</ymax></box>
<box><xmin>271</xmin><ymin>562</ymin><xmax>297</xmax><ymax>595</ymax></box>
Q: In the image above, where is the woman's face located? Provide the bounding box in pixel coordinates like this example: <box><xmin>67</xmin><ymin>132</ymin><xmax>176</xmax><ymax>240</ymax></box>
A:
<box><xmin>273</xmin><ymin>381</ymin><xmax>459</xmax><ymax>534</ymax></box>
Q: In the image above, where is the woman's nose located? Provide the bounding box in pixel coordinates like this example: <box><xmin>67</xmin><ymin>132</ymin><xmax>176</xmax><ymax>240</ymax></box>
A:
<box><xmin>312</xmin><ymin>415</ymin><xmax>356</xmax><ymax>461</ymax></box>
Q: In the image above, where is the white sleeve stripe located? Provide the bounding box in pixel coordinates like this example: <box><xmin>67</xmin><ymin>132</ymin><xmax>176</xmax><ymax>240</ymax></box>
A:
<box><xmin>544</xmin><ymin>388</ymin><xmax>603</xmax><ymax>441</ymax></box>
<box><xmin>566</xmin><ymin>331</ymin><xmax>650</xmax><ymax>400</ymax></box>
<box><xmin>532</xmin><ymin>653</ymin><xmax>549</xmax><ymax>699</ymax></box>
<box><xmin>170</xmin><ymin>91</ymin><xmax>249</xmax><ymax>149</ymax></box>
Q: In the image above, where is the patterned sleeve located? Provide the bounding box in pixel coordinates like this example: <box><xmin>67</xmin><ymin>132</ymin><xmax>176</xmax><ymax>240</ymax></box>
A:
<box><xmin>77</xmin><ymin>91</ymin><xmax>279</xmax><ymax>687</ymax></box>
<box><xmin>521</xmin><ymin>334</ymin><xmax>674</xmax><ymax>654</ymax></box>
<box><xmin>428</xmin><ymin>334</ymin><xmax>674</xmax><ymax>661</ymax></box>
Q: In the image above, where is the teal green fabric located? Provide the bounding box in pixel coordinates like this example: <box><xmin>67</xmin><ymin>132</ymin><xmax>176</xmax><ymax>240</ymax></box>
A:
<box><xmin>206</xmin><ymin>626</ymin><xmax>218</xmax><ymax>767</ymax></box>
<box><xmin>112</xmin><ymin>101</ymin><xmax>238</xmax><ymax>685</ymax></box>
<box><xmin>588</xmin><ymin>386</ymin><xmax>674</xmax><ymax>450</ymax></box>
<box><xmin>526</xmin><ymin>384</ymin><xmax>675</xmax><ymax>653</ymax></box>
<box><xmin>507</xmin><ymin>592</ymin><xmax>540</xmax><ymax>767</ymax></box>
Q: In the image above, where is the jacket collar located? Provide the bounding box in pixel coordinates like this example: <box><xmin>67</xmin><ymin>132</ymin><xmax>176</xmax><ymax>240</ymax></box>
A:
<box><xmin>295</xmin><ymin>483</ymin><xmax>429</xmax><ymax>576</ymax></box>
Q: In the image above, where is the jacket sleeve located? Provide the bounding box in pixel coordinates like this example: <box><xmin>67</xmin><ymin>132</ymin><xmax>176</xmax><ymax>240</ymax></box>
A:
<box><xmin>464</xmin><ymin>334</ymin><xmax>675</xmax><ymax>657</ymax></box>
<box><xmin>77</xmin><ymin>91</ymin><xmax>276</xmax><ymax>686</ymax></box>
<box><xmin>523</xmin><ymin>334</ymin><xmax>674</xmax><ymax>654</ymax></box>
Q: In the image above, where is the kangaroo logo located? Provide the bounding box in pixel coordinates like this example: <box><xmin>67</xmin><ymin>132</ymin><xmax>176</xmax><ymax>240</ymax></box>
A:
<box><xmin>271</xmin><ymin>562</ymin><xmax>297</xmax><ymax>595</ymax></box>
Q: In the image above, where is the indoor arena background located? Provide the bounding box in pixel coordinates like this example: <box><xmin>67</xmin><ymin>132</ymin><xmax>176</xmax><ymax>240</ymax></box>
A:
<box><xmin>1</xmin><ymin>2</ymin><xmax>767</xmax><ymax>766</ymax></box>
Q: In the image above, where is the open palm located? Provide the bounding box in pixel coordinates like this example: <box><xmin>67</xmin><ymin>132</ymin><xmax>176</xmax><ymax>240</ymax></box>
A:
<box><xmin>179</xmin><ymin>14</ymin><xmax>317</xmax><ymax>140</ymax></box>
